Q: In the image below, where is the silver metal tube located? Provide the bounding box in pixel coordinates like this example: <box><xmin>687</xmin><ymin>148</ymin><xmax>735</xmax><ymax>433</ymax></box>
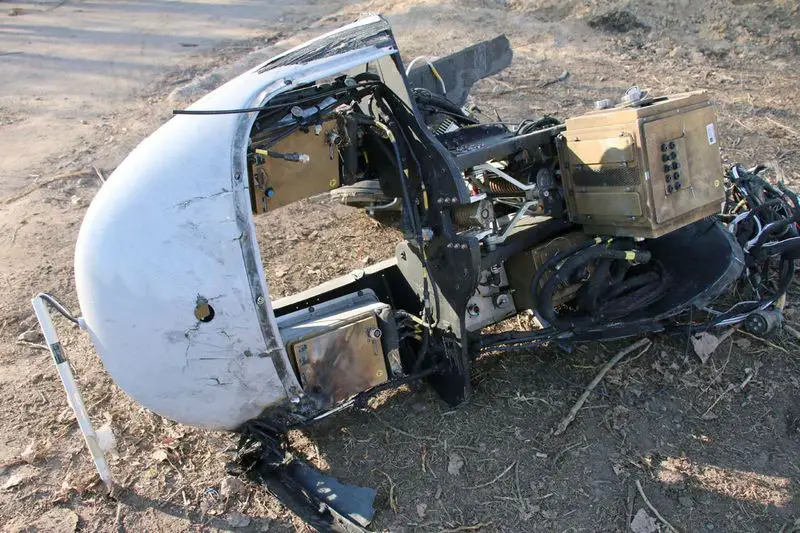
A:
<box><xmin>31</xmin><ymin>295</ymin><xmax>113</xmax><ymax>489</ymax></box>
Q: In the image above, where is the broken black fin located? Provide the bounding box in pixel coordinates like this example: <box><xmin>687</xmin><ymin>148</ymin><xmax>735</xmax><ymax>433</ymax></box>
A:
<box><xmin>406</xmin><ymin>35</ymin><xmax>513</xmax><ymax>107</ymax></box>
<box><xmin>237</xmin><ymin>436</ymin><xmax>377</xmax><ymax>533</ymax></box>
<box><xmin>289</xmin><ymin>461</ymin><xmax>377</xmax><ymax>529</ymax></box>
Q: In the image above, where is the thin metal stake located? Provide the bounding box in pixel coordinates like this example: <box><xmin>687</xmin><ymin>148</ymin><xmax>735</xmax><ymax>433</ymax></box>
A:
<box><xmin>31</xmin><ymin>295</ymin><xmax>113</xmax><ymax>489</ymax></box>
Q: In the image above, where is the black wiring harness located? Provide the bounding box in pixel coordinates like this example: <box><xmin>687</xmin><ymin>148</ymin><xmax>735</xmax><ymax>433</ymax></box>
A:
<box><xmin>698</xmin><ymin>164</ymin><xmax>800</xmax><ymax>328</ymax></box>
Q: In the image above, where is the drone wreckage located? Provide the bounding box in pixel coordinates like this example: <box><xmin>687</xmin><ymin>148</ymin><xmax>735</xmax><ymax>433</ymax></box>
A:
<box><xmin>31</xmin><ymin>16</ymin><xmax>800</xmax><ymax>531</ymax></box>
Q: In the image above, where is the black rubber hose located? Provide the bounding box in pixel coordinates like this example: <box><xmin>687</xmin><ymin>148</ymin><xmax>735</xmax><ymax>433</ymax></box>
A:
<box><xmin>755</xmin><ymin>236</ymin><xmax>800</xmax><ymax>260</ymax></box>
<box><xmin>602</xmin><ymin>271</ymin><xmax>660</xmax><ymax>301</ymax></box>
<box><xmin>750</xmin><ymin>211</ymin><xmax>800</xmax><ymax>252</ymax></box>
<box><xmin>537</xmin><ymin>248</ymin><xmax>651</xmax><ymax>329</ymax></box>
<box><xmin>529</xmin><ymin>238</ymin><xmax>606</xmax><ymax>308</ymax></box>
<box><xmin>412</xmin><ymin>327</ymin><xmax>430</xmax><ymax>373</ymax></box>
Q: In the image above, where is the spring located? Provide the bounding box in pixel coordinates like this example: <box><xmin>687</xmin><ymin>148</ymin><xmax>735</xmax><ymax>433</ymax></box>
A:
<box><xmin>488</xmin><ymin>178</ymin><xmax>523</xmax><ymax>195</ymax></box>
<box><xmin>453</xmin><ymin>203</ymin><xmax>493</xmax><ymax>228</ymax></box>
<box><xmin>452</xmin><ymin>205</ymin><xmax>477</xmax><ymax>227</ymax></box>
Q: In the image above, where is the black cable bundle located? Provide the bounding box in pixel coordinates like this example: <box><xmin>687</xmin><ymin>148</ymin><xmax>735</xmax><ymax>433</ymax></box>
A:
<box><xmin>531</xmin><ymin>239</ymin><xmax>668</xmax><ymax>330</ymax></box>
<box><xmin>701</xmin><ymin>164</ymin><xmax>800</xmax><ymax>328</ymax></box>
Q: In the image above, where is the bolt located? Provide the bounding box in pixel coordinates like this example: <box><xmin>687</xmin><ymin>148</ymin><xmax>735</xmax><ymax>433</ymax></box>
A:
<box><xmin>367</xmin><ymin>327</ymin><xmax>383</xmax><ymax>340</ymax></box>
<box><xmin>494</xmin><ymin>294</ymin><xmax>510</xmax><ymax>308</ymax></box>
<box><xmin>460</xmin><ymin>243</ymin><xmax>468</xmax><ymax>250</ymax></box>
<box><xmin>256</xmin><ymin>296</ymin><xmax>265</xmax><ymax>305</ymax></box>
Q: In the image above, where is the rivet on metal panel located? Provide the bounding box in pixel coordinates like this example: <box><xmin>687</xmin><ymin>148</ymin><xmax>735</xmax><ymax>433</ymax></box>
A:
<box><xmin>234</xmin><ymin>171</ymin><xmax>241</xmax><ymax>181</ymax></box>
<box><xmin>256</xmin><ymin>296</ymin><xmax>265</xmax><ymax>305</ymax></box>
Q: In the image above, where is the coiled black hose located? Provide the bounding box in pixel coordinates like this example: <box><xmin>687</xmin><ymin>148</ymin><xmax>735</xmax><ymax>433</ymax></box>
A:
<box><xmin>535</xmin><ymin>247</ymin><xmax>661</xmax><ymax>329</ymax></box>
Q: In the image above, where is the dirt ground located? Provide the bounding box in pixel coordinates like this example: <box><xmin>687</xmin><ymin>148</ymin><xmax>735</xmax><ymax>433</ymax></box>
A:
<box><xmin>1</xmin><ymin>0</ymin><xmax>800</xmax><ymax>531</ymax></box>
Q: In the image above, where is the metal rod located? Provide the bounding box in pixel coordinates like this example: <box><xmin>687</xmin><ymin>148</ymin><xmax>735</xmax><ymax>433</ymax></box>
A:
<box><xmin>31</xmin><ymin>295</ymin><xmax>113</xmax><ymax>489</ymax></box>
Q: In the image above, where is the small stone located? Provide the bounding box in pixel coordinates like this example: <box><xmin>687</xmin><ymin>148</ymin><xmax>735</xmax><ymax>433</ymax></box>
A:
<box><xmin>70</xmin><ymin>195</ymin><xmax>82</xmax><ymax>206</ymax></box>
<box><xmin>150</xmin><ymin>449</ymin><xmax>169</xmax><ymax>462</ymax></box>
<box><xmin>416</xmin><ymin>502</ymin><xmax>427</xmax><ymax>519</ymax></box>
<box><xmin>362</xmin><ymin>256</ymin><xmax>371</xmax><ymax>265</ymax></box>
<box><xmin>17</xmin><ymin>330</ymin><xmax>41</xmax><ymax>343</ymax></box>
<box><xmin>630</xmin><ymin>508</ymin><xmax>658</xmax><ymax>533</ymax></box>
<box><xmin>2</xmin><ymin>474</ymin><xmax>25</xmax><ymax>490</ymax></box>
<box><xmin>226</xmin><ymin>512</ymin><xmax>251</xmax><ymax>528</ymax></box>
<box><xmin>734</xmin><ymin>338</ymin><xmax>751</xmax><ymax>350</ymax></box>
<box><xmin>26</xmin><ymin>508</ymin><xmax>79</xmax><ymax>533</ymax></box>
<box><xmin>447</xmin><ymin>451</ymin><xmax>464</xmax><ymax>476</ymax></box>
<box><xmin>220</xmin><ymin>476</ymin><xmax>246</xmax><ymax>499</ymax></box>
<box><xmin>541</xmin><ymin>509</ymin><xmax>558</xmax><ymax>520</ymax></box>
<box><xmin>20</xmin><ymin>441</ymin><xmax>38</xmax><ymax>463</ymax></box>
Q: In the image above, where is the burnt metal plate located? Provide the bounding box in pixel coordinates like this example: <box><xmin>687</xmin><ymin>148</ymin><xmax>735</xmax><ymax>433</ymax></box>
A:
<box><xmin>289</xmin><ymin>313</ymin><xmax>387</xmax><ymax>407</ymax></box>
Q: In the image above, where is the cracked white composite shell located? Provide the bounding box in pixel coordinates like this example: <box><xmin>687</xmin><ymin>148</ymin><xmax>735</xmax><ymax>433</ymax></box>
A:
<box><xmin>73</xmin><ymin>17</ymin><xmax>394</xmax><ymax>430</ymax></box>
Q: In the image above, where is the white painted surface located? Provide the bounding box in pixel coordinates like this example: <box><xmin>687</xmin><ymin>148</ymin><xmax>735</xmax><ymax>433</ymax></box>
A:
<box><xmin>74</xmin><ymin>18</ymin><xmax>396</xmax><ymax>430</ymax></box>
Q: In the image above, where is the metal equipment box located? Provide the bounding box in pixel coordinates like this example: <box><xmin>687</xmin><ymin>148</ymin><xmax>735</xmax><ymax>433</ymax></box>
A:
<box><xmin>558</xmin><ymin>91</ymin><xmax>725</xmax><ymax>238</ymax></box>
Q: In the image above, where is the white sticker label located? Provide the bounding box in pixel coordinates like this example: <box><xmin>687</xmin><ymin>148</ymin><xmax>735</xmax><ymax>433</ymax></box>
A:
<box><xmin>706</xmin><ymin>123</ymin><xmax>717</xmax><ymax>145</ymax></box>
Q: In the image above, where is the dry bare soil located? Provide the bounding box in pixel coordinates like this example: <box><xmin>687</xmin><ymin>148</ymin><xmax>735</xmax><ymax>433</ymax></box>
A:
<box><xmin>1</xmin><ymin>1</ymin><xmax>799</xmax><ymax>532</ymax></box>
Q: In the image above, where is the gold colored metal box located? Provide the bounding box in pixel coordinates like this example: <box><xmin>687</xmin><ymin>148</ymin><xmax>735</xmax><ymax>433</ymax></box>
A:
<box><xmin>559</xmin><ymin>91</ymin><xmax>725</xmax><ymax>238</ymax></box>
